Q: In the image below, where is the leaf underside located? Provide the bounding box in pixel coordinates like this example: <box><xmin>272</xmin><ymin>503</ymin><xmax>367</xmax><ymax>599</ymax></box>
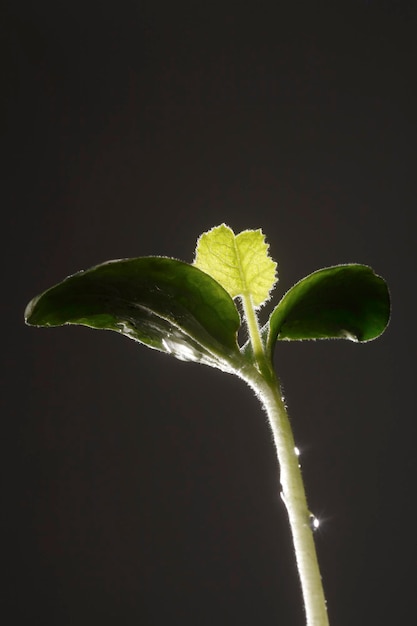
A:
<box><xmin>25</xmin><ymin>257</ymin><xmax>243</xmax><ymax>371</ymax></box>
<box><xmin>266</xmin><ymin>264</ymin><xmax>390</xmax><ymax>355</ymax></box>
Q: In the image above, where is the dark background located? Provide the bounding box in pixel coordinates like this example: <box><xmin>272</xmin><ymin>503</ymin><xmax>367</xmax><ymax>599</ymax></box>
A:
<box><xmin>3</xmin><ymin>1</ymin><xmax>416</xmax><ymax>624</ymax></box>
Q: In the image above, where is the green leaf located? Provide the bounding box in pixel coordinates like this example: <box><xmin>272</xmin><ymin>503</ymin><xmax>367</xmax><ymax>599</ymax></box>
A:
<box><xmin>25</xmin><ymin>257</ymin><xmax>244</xmax><ymax>372</ymax></box>
<box><xmin>193</xmin><ymin>224</ymin><xmax>277</xmax><ymax>309</ymax></box>
<box><xmin>266</xmin><ymin>264</ymin><xmax>390</xmax><ymax>354</ymax></box>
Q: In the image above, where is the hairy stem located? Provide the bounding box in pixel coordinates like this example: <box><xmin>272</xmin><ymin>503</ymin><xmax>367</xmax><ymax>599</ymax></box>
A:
<box><xmin>240</xmin><ymin>293</ymin><xmax>271</xmax><ymax>378</ymax></box>
<box><xmin>240</xmin><ymin>299</ymin><xmax>329</xmax><ymax>625</ymax></box>
<box><xmin>248</xmin><ymin>369</ymin><xmax>329</xmax><ymax>626</ymax></box>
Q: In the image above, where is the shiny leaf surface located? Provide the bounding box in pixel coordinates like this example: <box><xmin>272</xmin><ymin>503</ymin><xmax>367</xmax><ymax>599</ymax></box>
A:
<box><xmin>25</xmin><ymin>257</ymin><xmax>244</xmax><ymax>371</ymax></box>
<box><xmin>266</xmin><ymin>264</ymin><xmax>390</xmax><ymax>354</ymax></box>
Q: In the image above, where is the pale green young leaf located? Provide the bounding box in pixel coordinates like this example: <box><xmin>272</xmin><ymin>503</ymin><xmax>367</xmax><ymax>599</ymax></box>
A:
<box><xmin>193</xmin><ymin>224</ymin><xmax>277</xmax><ymax>309</ymax></box>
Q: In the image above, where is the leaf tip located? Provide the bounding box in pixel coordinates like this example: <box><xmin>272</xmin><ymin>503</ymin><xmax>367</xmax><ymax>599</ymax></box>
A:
<box><xmin>24</xmin><ymin>295</ymin><xmax>40</xmax><ymax>326</ymax></box>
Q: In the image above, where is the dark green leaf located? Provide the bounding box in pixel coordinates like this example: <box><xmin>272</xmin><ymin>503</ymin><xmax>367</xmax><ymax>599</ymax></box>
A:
<box><xmin>266</xmin><ymin>264</ymin><xmax>390</xmax><ymax>355</ymax></box>
<box><xmin>25</xmin><ymin>257</ymin><xmax>244</xmax><ymax>371</ymax></box>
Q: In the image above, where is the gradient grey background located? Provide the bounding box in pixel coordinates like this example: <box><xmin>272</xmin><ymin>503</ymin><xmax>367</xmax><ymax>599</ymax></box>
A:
<box><xmin>3</xmin><ymin>2</ymin><xmax>416</xmax><ymax>625</ymax></box>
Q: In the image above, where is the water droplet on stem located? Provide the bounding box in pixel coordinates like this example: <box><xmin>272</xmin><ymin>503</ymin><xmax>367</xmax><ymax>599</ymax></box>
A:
<box><xmin>309</xmin><ymin>513</ymin><xmax>320</xmax><ymax>531</ymax></box>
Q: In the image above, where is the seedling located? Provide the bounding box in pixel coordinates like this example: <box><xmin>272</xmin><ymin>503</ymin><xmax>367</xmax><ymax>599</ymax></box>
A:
<box><xmin>25</xmin><ymin>224</ymin><xmax>390</xmax><ymax>625</ymax></box>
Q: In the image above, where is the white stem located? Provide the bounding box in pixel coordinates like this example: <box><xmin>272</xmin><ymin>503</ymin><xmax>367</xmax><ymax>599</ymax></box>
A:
<box><xmin>242</xmin><ymin>367</ymin><xmax>329</xmax><ymax>626</ymax></box>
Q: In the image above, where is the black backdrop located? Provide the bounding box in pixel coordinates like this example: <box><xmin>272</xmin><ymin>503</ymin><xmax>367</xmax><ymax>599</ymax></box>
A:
<box><xmin>3</xmin><ymin>2</ymin><xmax>416</xmax><ymax>625</ymax></box>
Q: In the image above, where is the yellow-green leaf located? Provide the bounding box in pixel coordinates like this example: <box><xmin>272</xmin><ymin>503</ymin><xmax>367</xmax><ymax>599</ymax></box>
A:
<box><xmin>193</xmin><ymin>224</ymin><xmax>277</xmax><ymax>309</ymax></box>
